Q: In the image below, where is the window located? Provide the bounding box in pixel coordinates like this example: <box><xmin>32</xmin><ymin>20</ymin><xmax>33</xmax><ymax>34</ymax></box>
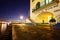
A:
<box><xmin>45</xmin><ymin>0</ymin><xmax>52</xmax><ymax>5</ymax></box>
<box><xmin>36</xmin><ymin>2</ymin><xmax>40</xmax><ymax>9</ymax></box>
<box><xmin>49</xmin><ymin>0</ymin><xmax>52</xmax><ymax>3</ymax></box>
<box><xmin>46</xmin><ymin>0</ymin><xmax>49</xmax><ymax>4</ymax></box>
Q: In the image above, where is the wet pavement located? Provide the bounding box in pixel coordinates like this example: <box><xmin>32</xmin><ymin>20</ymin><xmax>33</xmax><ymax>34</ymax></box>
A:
<box><xmin>1</xmin><ymin>23</ymin><xmax>60</xmax><ymax>40</ymax></box>
<box><xmin>1</xmin><ymin>24</ymin><xmax>12</xmax><ymax>40</ymax></box>
<box><xmin>12</xmin><ymin>23</ymin><xmax>60</xmax><ymax>40</ymax></box>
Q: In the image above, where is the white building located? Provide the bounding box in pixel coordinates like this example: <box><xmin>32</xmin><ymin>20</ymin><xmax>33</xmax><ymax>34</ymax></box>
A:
<box><xmin>26</xmin><ymin>0</ymin><xmax>60</xmax><ymax>23</ymax></box>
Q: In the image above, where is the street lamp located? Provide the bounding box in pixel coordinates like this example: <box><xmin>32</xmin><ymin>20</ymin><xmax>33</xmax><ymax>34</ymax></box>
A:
<box><xmin>20</xmin><ymin>16</ymin><xmax>24</xmax><ymax>20</ymax></box>
<box><xmin>20</xmin><ymin>16</ymin><xmax>24</xmax><ymax>23</ymax></box>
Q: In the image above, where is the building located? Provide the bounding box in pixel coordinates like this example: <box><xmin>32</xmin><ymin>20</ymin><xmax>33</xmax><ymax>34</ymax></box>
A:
<box><xmin>26</xmin><ymin>0</ymin><xmax>60</xmax><ymax>23</ymax></box>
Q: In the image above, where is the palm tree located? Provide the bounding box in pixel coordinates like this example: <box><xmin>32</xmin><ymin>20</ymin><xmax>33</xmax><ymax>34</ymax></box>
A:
<box><xmin>49</xmin><ymin>17</ymin><xmax>56</xmax><ymax>31</ymax></box>
<box><xmin>49</xmin><ymin>18</ymin><xmax>56</xmax><ymax>23</ymax></box>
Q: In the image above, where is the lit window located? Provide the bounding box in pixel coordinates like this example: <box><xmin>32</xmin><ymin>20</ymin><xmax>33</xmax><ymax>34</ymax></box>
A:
<box><xmin>46</xmin><ymin>0</ymin><xmax>49</xmax><ymax>4</ymax></box>
<box><xmin>45</xmin><ymin>0</ymin><xmax>52</xmax><ymax>5</ymax></box>
<box><xmin>49</xmin><ymin>0</ymin><xmax>52</xmax><ymax>3</ymax></box>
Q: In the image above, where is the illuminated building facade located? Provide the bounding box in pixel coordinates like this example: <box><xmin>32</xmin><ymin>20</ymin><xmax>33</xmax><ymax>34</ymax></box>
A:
<box><xmin>26</xmin><ymin>0</ymin><xmax>60</xmax><ymax>23</ymax></box>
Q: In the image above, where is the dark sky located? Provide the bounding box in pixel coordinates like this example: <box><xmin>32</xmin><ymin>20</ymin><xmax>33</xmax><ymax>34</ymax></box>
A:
<box><xmin>0</xmin><ymin>0</ymin><xmax>30</xmax><ymax>21</ymax></box>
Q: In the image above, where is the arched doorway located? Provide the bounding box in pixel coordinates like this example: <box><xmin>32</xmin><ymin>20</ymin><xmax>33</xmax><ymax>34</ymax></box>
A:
<box><xmin>35</xmin><ymin>12</ymin><xmax>55</xmax><ymax>23</ymax></box>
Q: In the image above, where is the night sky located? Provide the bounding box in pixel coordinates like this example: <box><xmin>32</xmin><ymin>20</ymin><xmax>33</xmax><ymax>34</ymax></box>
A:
<box><xmin>0</xmin><ymin>0</ymin><xmax>30</xmax><ymax>21</ymax></box>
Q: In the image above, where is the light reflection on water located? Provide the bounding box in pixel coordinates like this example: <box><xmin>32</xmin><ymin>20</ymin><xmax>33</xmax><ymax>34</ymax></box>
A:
<box><xmin>1</xmin><ymin>23</ymin><xmax>7</xmax><ymax>32</ymax></box>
